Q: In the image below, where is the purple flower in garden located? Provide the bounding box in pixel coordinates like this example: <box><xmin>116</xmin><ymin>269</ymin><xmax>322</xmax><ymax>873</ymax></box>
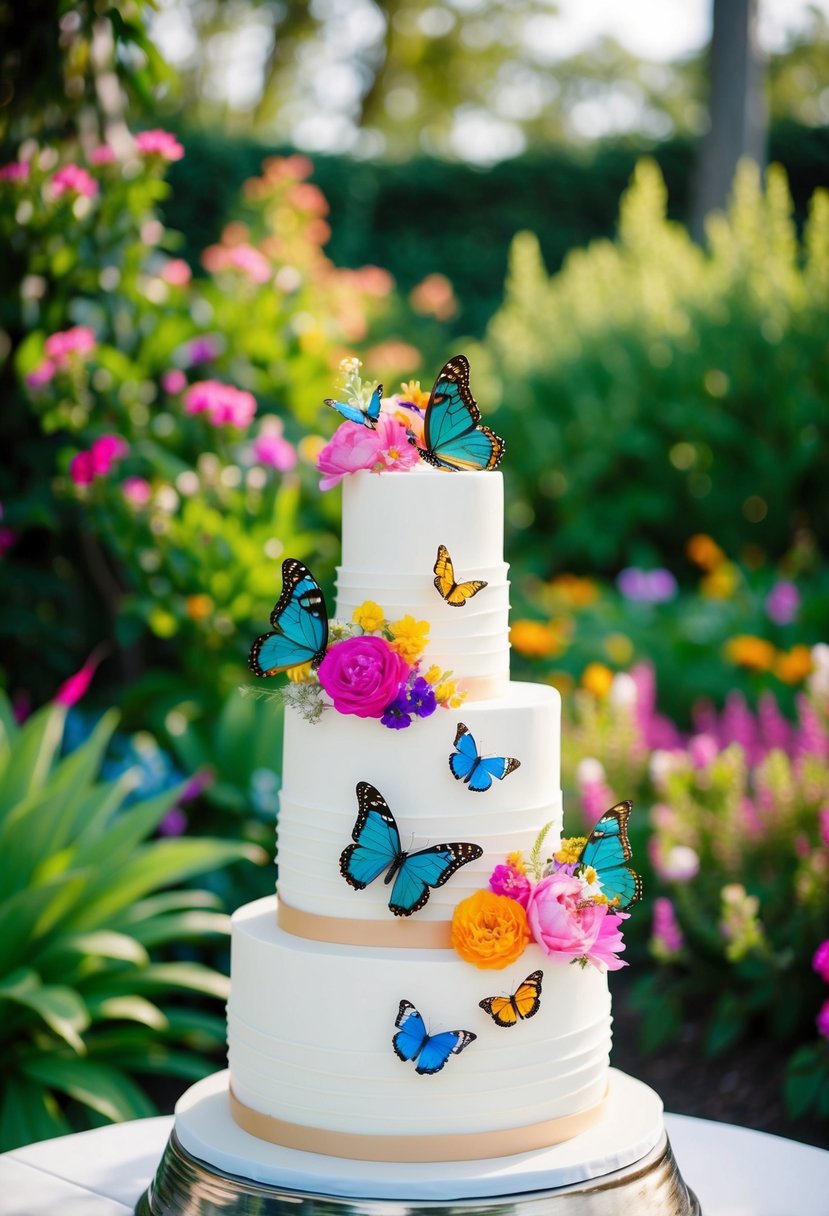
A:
<box><xmin>381</xmin><ymin>694</ymin><xmax>413</xmax><ymax>730</ymax></box>
<box><xmin>406</xmin><ymin>676</ymin><xmax>437</xmax><ymax>719</ymax></box>
<box><xmin>0</xmin><ymin>161</ymin><xmax>29</xmax><ymax>182</ymax></box>
<box><xmin>818</xmin><ymin>999</ymin><xmax>829</xmax><ymax>1041</ymax></box>
<box><xmin>651</xmin><ymin>896</ymin><xmax>684</xmax><ymax>959</ymax></box>
<box><xmin>185</xmin><ymin>336</ymin><xmax>218</xmax><ymax>366</ymax></box>
<box><xmin>765</xmin><ymin>580</ymin><xmax>800</xmax><ymax>626</ymax></box>
<box><xmin>51</xmin><ymin>164</ymin><xmax>98</xmax><ymax>199</ymax></box>
<box><xmin>616</xmin><ymin>567</ymin><xmax>677</xmax><ymax>604</ymax></box>
<box><xmin>813</xmin><ymin>940</ymin><xmax>829</xmax><ymax>983</ymax></box>
<box><xmin>134</xmin><ymin>129</ymin><xmax>185</xmax><ymax>161</ymax></box>
<box><xmin>158</xmin><ymin>807</ymin><xmax>188</xmax><ymax>837</ymax></box>
<box><xmin>0</xmin><ymin>526</ymin><xmax>16</xmax><ymax>557</ymax></box>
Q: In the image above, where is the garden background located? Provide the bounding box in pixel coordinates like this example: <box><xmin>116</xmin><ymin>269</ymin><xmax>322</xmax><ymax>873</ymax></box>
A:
<box><xmin>1</xmin><ymin>0</ymin><xmax>828</xmax><ymax>1152</ymax></box>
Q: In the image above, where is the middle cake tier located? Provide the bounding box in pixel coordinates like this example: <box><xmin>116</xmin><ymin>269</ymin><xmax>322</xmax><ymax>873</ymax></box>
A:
<box><xmin>277</xmin><ymin>680</ymin><xmax>561</xmax><ymax>934</ymax></box>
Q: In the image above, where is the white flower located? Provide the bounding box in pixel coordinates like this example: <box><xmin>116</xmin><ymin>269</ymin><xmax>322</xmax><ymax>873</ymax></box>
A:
<box><xmin>576</xmin><ymin>757</ymin><xmax>606</xmax><ymax>787</ymax></box>
<box><xmin>610</xmin><ymin>672</ymin><xmax>637</xmax><ymax>710</ymax></box>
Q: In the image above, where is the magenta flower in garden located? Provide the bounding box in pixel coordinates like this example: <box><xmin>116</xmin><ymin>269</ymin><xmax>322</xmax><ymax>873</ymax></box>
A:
<box><xmin>162</xmin><ymin>369</ymin><xmax>187</xmax><ymax>395</ymax></box>
<box><xmin>765</xmin><ymin>580</ymin><xmax>800</xmax><ymax>626</ymax></box>
<box><xmin>813</xmin><ymin>940</ymin><xmax>829</xmax><ymax>983</ymax></box>
<box><xmin>122</xmin><ymin>476</ymin><xmax>153</xmax><ymax>506</ymax></box>
<box><xmin>45</xmin><ymin>325</ymin><xmax>96</xmax><ymax>365</ymax></box>
<box><xmin>253</xmin><ymin>422</ymin><xmax>297</xmax><ymax>472</ymax></box>
<box><xmin>317</xmin><ymin>635</ymin><xmax>411</xmax><ymax>719</ymax></box>
<box><xmin>51</xmin><ymin>164</ymin><xmax>98</xmax><ymax>198</ymax></box>
<box><xmin>489</xmin><ymin>862</ymin><xmax>532</xmax><ymax>908</ymax></box>
<box><xmin>184</xmin><ymin>380</ymin><xmax>257</xmax><ymax>428</ymax></box>
<box><xmin>90</xmin><ymin>145</ymin><xmax>117</xmax><ymax>165</ymax></box>
<box><xmin>526</xmin><ymin>872</ymin><xmax>628</xmax><ymax>969</ymax></box>
<box><xmin>818</xmin><ymin>999</ymin><xmax>829</xmax><ymax>1041</ymax></box>
<box><xmin>650</xmin><ymin>897</ymin><xmax>684</xmax><ymax>961</ymax></box>
<box><xmin>317</xmin><ymin>423</ymin><xmax>384</xmax><ymax>490</ymax></box>
<box><xmin>0</xmin><ymin>161</ymin><xmax>29</xmax><ymax>182</ymax></box>
<box><xmin>185</xmin><ymin>336</ymin><xmax>218</xmax><ymax>366</ymax></box>
<box><xmin>616</xmin><ymin>567</ymin><xmax>677</xmax><ymax>603</ymax></box>
<box><xmin>70</xmin><ymin>434</ymin><xmax>128</xmax><ymax>485</ymax></box>
<box><xmin>54</xmin><ymin>650</ymin><xmax>104</xmax><ymax>708</ymax></box>
<box><xmin>134</xmin><ymin>129</ymin><xmax>184</xmax><ymax>161</ymax></box>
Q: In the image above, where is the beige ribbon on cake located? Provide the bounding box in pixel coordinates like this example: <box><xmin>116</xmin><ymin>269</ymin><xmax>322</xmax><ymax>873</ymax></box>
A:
<box><xmin>229</xmin><ymin>1087</ymin><xmax>607</xmax><ymax>1163</ymax></box>
<box><xmin>278</xmin><ymin>901</ymin><xmax>453</xmax><ymax>948</ymax></box>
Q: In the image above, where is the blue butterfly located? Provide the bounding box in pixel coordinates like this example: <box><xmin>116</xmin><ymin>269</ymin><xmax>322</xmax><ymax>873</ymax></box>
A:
<box><xmin>248</xmin><ymin>559</ymin><xmax>328</xmax><ymax>677</ymax></box>
<box><xmin>393</xmin><ymin>1000</ymin><xmax>476</xmax><ymax>1075</ymax></box>
<box><xmin>577</xmin><ymin>801</ymin><xmax>642</xmax><ymax>911</ymax></box>
<box><xmin>418</xmin><ymin>355</ymin><xmax>505</xmax><ymax>472</ymax></box>
<box><xmin>324</xmin><ymin>384</ymin><xmax>382</xmax><ymax>429</ymax></box>
<box><xmin>340</xmin><ymin>782</ymin><xmax>482</xmax><ymax>917</ymax></box>
<box><xmin>449</xmin><ymin>723</ymin><xmax>521</xmax><ymax>793</ymax></box>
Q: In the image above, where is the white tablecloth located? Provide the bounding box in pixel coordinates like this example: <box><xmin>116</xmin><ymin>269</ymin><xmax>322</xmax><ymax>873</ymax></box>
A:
<box><xmin>0</xmin><ymin>1113</ymin><xmax>827</xmax><ymax>1215</ymax></box>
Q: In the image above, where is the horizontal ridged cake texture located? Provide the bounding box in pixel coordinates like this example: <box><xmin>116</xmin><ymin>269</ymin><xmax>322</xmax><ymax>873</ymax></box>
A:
<box><xmin>227</xmin><ymin>467</ymin><xmax>613</xmax><ymax>1158</ymax></box>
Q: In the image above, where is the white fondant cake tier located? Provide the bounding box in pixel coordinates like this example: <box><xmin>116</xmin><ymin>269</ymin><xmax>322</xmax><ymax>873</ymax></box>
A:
<box><xmin>336</xmin><ymin>467</ymin><xmax>510</xmax><ymax>699</ymax></box>
<box><xmin>227</xmin><ymin>897</ymin><xmax>611</xmax><ymax>1142</ymax></box>
<box><xmin>277</xmin><ymin>682</ymin><xmax>562</xmax><ymax>923</ymax></box>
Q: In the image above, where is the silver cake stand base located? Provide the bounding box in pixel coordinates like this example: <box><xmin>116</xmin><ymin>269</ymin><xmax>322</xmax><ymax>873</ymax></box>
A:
<box><xmin>136</xmin><ymin>1071</ymin><xmax>700</xmax><ymax>1215</ymax></box>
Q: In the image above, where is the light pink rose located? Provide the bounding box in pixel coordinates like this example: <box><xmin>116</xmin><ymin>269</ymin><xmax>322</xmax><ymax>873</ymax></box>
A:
<box><xmin>317</xmin><ymin>635</ymin><xmax>410</xmax><ymax>718</ymax></box>
<box><xmin>526</xmin><ymin>872</ymin><xmax>628</xmax><ymax>970</ymax></box>
<box><xmin>317</xmin><ymin>423</ymin><xmax>384</xmax><ymax>491</ymax></box>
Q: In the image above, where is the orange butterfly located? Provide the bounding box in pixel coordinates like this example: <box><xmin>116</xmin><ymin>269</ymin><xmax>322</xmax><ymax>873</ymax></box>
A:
<box><xmin>479</xmin><ymin>970</ymin><xmax>543</xmax><ymax>1028</ymax></box>
<box><xmin>433</xmin><ymin>544</ymin><xmax>488</xmax><ymax>607</ymax></box>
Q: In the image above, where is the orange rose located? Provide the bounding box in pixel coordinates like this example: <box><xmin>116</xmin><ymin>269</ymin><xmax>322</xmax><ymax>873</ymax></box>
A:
<box><xmin>451</xmin><ymin>890</ymin><xmax>531</xmax><ymax>970</ymax></box>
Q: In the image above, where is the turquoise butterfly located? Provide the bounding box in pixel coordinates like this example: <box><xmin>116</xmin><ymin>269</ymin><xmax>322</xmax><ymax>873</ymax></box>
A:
<box><xmin>418</xmin><ymin>355</ymin><xmax>505</xmax><ymax>472</ymax></box>
<box><xmin>340</xmin><ymin>782</ymin><xmax>482</xmax><ymax>917</ymax></box>
<box><xmin>393</xmin><ymin>1001</ymin><xmax>476</xmax><ymax>1075</ymax></box>
<box><xmin>577</xmin><ymin>802</ymin><xmax>642</xmax><ymax>911</ymax></box>
<box><xmin>449</xmin><ymin>723</ymin><xmax>521</xmax><ymax>792</ymax></box>
<box><xmin>324</xmin><ymin>384</ymin><xmax>382</xmax><ymax>429</ymax></box>
<box><xmin>248</xmin><ymin>559</ymin><xmax>328</xmax><ymax>677</ymax></box>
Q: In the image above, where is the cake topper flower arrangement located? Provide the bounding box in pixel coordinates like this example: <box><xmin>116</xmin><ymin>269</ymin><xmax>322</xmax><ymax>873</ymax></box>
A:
<box><xmin>246</xmin><ymin>557</ymin><xmax>464</xmax><ymax>727</ymax></box>
<box><xmin>451</xmin><ymin>805</ymin><xmax>642</xmax><ymax>972</ymax></box>
<box><xmin>317</xmin><ymin>354</ymin><xmax>504</xmax><ymax>487</ymax></box>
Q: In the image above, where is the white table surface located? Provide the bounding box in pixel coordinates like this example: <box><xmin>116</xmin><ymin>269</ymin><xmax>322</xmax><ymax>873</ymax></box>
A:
<box><xmin>0</xmin><ymin>1112</ymin><xmax>827</xmax><ymax>1216</ymax></box>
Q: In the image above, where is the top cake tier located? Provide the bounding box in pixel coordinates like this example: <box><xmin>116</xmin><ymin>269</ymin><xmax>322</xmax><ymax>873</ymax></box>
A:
<box><xmin>335</xmin><ymin>467</ymin><xmax>510</xmax><ymax>700</ymax></box>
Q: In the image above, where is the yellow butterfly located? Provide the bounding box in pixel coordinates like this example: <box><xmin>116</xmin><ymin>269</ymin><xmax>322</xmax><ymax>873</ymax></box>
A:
<box><xmin>433</xmin><ymin>544</ymin><xmax>488</xmax><ymax>608</ymax></box>
<box><xmin>479</xmin><ymin>970</ymin><xmax>543</xmax><ymax>1028</ymax></box>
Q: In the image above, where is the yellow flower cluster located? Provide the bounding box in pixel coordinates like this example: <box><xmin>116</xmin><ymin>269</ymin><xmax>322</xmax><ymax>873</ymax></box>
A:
<box><xmin>581</xmin><ymin>662</ymin><xmax>614</xmax><ymax>697</ymax></box>
<box><xmin>352</xmin><ymin>600</ymin><xmax>385</xmax><ymax>633</ymax></box>
<box><xmin>388</xmin><ymin>614</ymin><xmax>430</xmax><ymax>663</ymax></box>
<box><xmin>510</xmin><ymin>619</ymin><xmax>566</xmax><ymax>659</ymax></box>
<box><xmin>423</xmin><ymin>664</ymin><xmax>465</xmax><ymax>708</ymax></box>
<box><xmin>554</xmin><ymin>836</ymin><xmax>588</xmax><ymax>865</ymax></box>
<box><xmin>506</xmin><ymin>850</ymin><xmax>527</xmax><ymax>874</ymax></box>
<box><xmin>286</xmin><ymin>661</ymin><xmax>315</xmax><ymax>684</ymax></box>
<box><xmin>451</xmin><ymin>890</ymin><xmax>531</xmax><ymax>970</ymax></box>
<box><xmin>399</xmin><ymin>379</ymin><xmax>430</xmax><ymax>409</ymax></box>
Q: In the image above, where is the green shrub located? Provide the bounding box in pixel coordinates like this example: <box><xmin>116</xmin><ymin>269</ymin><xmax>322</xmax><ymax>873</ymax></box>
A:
<box><xmin>477</xmin><ymin>159</ymin><xmax>829</xmax><ymax>575</ymax></box>
<box><xmin>0</xmin><ymin>690</ymin><xmax>264</xmax><ymax>1149</ymax></box>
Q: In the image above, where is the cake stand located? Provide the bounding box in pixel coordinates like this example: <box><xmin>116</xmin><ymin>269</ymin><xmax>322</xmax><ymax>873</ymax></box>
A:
<box><xmin>137</xmin><ymin>1070</ymin><xmax>701</xmax><ymax>1214</ymax></box>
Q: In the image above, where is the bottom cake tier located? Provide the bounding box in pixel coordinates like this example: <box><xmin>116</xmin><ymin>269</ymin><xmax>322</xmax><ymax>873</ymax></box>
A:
<box><xmin>227</xmin><ymin>897</ymin><xmax>613</xmax><ymax>1161</ymax></box>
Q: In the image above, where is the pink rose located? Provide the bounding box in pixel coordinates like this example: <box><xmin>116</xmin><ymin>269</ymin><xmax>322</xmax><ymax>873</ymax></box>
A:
<box><xmin>526</xmin><ymin>872</ymin><xmax>628</xmax><ymax>970</ymax></box>
<box><xmin>317</xmin><ymin>423</ymin><xmax>384</xmax><ymax>491</ymax></box>
<box><xmin>317</xmin><ymin>635</ymin><xmax>411</xmax><ymax>718</ymax></box>
<box><xmin>489</xmin><ymin>863</ymin><xmax>532</xmax><ymax>908</ymax></box>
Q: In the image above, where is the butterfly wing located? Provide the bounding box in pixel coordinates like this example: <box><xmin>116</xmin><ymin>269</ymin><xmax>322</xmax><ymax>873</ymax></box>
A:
<box><xmin>479</xmin><ymin>971</ymin><xmax>543</xmax><ymax>1028</ymax></box>
<box><xmin>579</xmin><ymin>801</ymin><xmax>643</xmax><ymax>911</ymax></box>
<box><xmin>324</xmin><ymin>384</ymin><xmax>382</xmax><ymax>429</ymax></box>
<box><xmin>388</xmin><ymin>842</ymin><xmax>483</xmax><ymax>917</ymax></box>
<box><xmin>393</xmin><ymin>1000</ymin><xmax>428</xmax><ymax>1063</ymax></box>
<box><xmin>434</xmin><ymin>544</ymin><xmax>488</xmax><ymax>607</ymax></box>
<box><xmin>414</xmin><ymin>1029</ymin><xmax>476</xmax><ymax>1075</ymax></box>
<box><xmin>448</xmin><ymin>722</ymin><xmax>480</xmax><ymax>782</ymax></box>
<box><xmin>420</xmin><ymin>355</ymin><xmax>505</xmax><ymax>472</ymax></box>
<box><xmin>450</xmin><ymin>724</ymin><xmax>520</xmax><ymax>792</ymax></box>
<box><xmin>249</xmin><ymin>559</ymin><xmax>328</xmax><ymax>676</ymax></box>
<box><xmin>339</xmin><ymin>782</ymin><xmax>401</xmax><ymax>891</ymax></box>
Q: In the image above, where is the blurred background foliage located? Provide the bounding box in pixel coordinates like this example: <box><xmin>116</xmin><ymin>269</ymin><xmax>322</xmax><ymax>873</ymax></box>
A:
<box><xmin>1</xmin><ymin>0</ymin><xmax>829</xmax><ymax>1142</ymax></box>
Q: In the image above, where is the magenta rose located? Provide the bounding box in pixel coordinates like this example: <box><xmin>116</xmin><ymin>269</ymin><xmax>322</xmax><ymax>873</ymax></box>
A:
<box><xmin>317</xmin><ymin>635</ymin><xmax>411</xmax><ymax>718</ymax></box>
<box><xmin>526</xmin><ymin>872</ymin><xmax>628</xmax><ymax>970</ymax></box>
<box><xmin>489</xmin><ymin>863</ymin><xmax>532</xmax><ymax>909</ymax></box>
<box><xmin>317</xmin><ymin>422</ymin><xmax>384</xmax><ymax>491</ymax></box>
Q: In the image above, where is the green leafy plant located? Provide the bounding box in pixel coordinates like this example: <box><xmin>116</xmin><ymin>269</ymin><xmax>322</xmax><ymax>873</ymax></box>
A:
<box><xmin>0</xmin><ymin>690</ymin><xmax>264</xmax><ymax>1150</ymax></box>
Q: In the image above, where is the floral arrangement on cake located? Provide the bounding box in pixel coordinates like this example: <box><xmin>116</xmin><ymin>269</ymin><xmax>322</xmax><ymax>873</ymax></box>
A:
<box><xmin>317</xmin><ymin>354</ymin><xmax>505</xmax><ymax>482</ymax></box>
<box><xmin>450</xmin><ymin>818</ymin><xmax>637</xmax><ymax>972</ymax></box>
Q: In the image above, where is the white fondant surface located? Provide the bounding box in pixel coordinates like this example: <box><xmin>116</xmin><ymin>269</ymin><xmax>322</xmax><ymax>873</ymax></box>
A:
<box><xmin>174</xmin><ymin>1069</ymin><xmax>664</xmax><ymax>1200</ymax></box>
<box><xmin>337</xmin><ymin>468</ymin><xmax>510</xmax><ymax>697</ymax></box>
<box><xmin>227</xmin><ymin>897</ymin><xmax>611</xmax><ymax>1136</ymax></box>
<box><xmin>278</xmin><ymin>682</ymin><xmax>562</xmax><ymax>922</ymax></box>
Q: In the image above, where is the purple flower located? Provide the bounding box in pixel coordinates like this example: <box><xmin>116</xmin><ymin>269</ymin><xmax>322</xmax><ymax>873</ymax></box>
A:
<box><xmin>765</xmin><ymin>580</ymin><xmax>800</xmax><ymax>626</ymax></box>
<box><xmin>381</xmin><ymin>694</ymin><xmax>412</xmax><ymax>730</ymax></box>
<box><xmin>158</xmin><ymin>807</ymin><xmax>188</xmax><ymax>836</ymax></box>
<box><xmin>185</xmin><ymin>336</ymin><xmax>218</xmax><ymax>366</ymax></box>
<box><xmin>813</xmin><ymin>940</ymin><xmax>829</xmax><ymax>983</ymax></box>
<box><xmin>406</xmin><ymin>676</ymin><xmax>436</xmax><ymax>719</ymax></box>
<box><xmin>818</xmin><ymin>999</ymin><xmax>829</xmax><ymax>1041</ymax></box>
<box><xmin>651</xmin><ymin>896</ymin><xmax>684</xmax><ymax>959</ymax></box>
<box><xmin>617</xmin><ymin>567</ymin><xmax>677</xmax><ymax>603</ymax></box>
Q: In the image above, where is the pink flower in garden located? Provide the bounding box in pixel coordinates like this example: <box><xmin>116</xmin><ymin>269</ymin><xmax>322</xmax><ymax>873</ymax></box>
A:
<box><xmin>0</xmin><ymin>161</ymin><xmax>30</xmax><ymax>182</ymax></box>
<box><xmin>45</xmin><ymin>326</ymin><xmax>97</xmax><ymax>364</ymax></box>
<box><xmin>818</xmin><ymin>999</ymin><xmax>829</xmax><ymax>1041</ymax></box>
<box><xmin>134</xmin><ymin>129</ymin><xmax>184</xmax><ymax>161</ymax></box>
<box><xmin>526</xmin><ymin>872</ymin><xmax>628</xmax><ymax>970</ymax></box>
<box><xmin>489</xmin><ymin>863</ymin><xmax>532</xmax><ymax>908</ymax></box>
<box><xmin>317</xmin><ymin>422</ymin><xmax>385</xmax><ymax>490</ymax></box>
<box><xmin>122</xmin><ymin>476</ymin><xmax>153</xmax><ymax>506</ymax></box>
<box><xmin>317</xmin><ymin>635</ymin><xmax>411</xmax><ymax>719</ymax></box>
<box><xmin>89</xmin><ymin>145</ymin><xmax>117</xmax><ymax>165</ymax></box>
<box><xmin>227</xmin><ymin>243</ymin><xmax>272</xmax><ymax>282</ymax></box>
<box><xmin>253</xmin><ymin>419</ymin><xmax>297</xmax><ymax>471</ymax></box>
<box><xmin>161</xmin><ymin>258</ymin><xmax>192</xmax><ymax>287</ymax></box>
<box><xmin>51</xmin><ymin>164</ymin><xmax>98</xmax><ymax>198</ymax></box>
<box><xmin>54</xmin><ymin>649</ymin><xmax>104</xmax><ymax>708</ymax></box>
<box><xmin>688</xmin><ymin>733</ymin><xmax>719</xmax><ymax>770</ymax></box>
<box><xmin>70</xmin><ymin>434</ymin><xmax>128</xmax><ymax>486</ymax></box>
<box><xmin>819</xmin><ymin>808</ymin><xmax>829</xmax><ymax>850</ymax></box>
<box><xmin>25</xmin><ymin>361</ymin><xmax>56</xmax><ymax>389</ymax></box>
<box><xmin>813</xmin><ymin>940</ymin><xmax>829</xmax><ymax>983</ymax></box>
<box><xmin>765</xmin><ymin>580</ymin><xmax>800</xmax><ymax>626</ymax></box>
<box><xmin>184</xmin><ymin>380</ymin><xmax>257</xmax><ymax>428</ymax></box>
<box><xmin>184</xmin><ymin>336</ymin><xmax>218</xmax><ymax>366</ymax></box>
<box><xmin>162</xmin><ymin>369</ymin><xmax>187</xmax><ymax>395</ymax></box>
<box><xmin>650</xmin><ymin>897</ymin><xmax>684</xmax><ymax>960</ymax></box>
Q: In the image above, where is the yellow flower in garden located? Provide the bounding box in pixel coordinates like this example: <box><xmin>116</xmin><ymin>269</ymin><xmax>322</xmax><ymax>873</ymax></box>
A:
<box><xmin>510</xmin><ymin>619</ymin><xmax>564</xmax><ymax>659</ymax></box>
<box><xmin>388</xmin><ymin>614</ymin><xmax>430</xmax><ymax>662</ymax></box>
<box><xmin>451</xmin><ymin>890</ymin><xmax>531</xmax><ymax>970</ymax></box>
<box><xmin>554</xmin><ymin>836</ymin><xmax>588</xmax><ymax>865</ymax></box>
<box><xmin>506</xmin><ymin>850</ymin><xmax>527</xmax><ymax>874</ymax></box>
<box><xmin>186</xmin><ymin>594</ymin><xmax>213</xmax><ymax>621</ymax></box>
<box><xmin>774</xmin><ymin>645</ymin><xmax>813</xmax><ymax>685</ymax></box>
<box><xmin>723</xmin><ymin>635</ymin><xmax>776</xmax><ymax>672</ymax></box>
<box><xmin>298</xmin><ymin>434</ymin><xmax>326</xmax><ymax>465</ymax></box>
<box><xmin>700</xmin><ymin>561</ymin><xmax>739</xmax><ymax>599</ymax></box>
<box><xmin>582</xmin><ymin>662</ymin><xmax>614</xmax><ymax>697</ymax></box>
<box><xmin>286</xmin><ymin>661</ymin><xmax>315</xmax><ymax>684</ymax></box>
<box><xmin>423</xmin><ymin>664</ymin><xmax>442</xmax><ymax>685</ymax></box>
<box><xmin>399</xmin><ymin>379</ymin><xmax>430</xmax><ymax>409</ymax></box>
<box><xmin>604</xmin><ymin>632</ymin><xmax>634</xmax><ymax>666</ymax></box>
<box><xmin>547</xmin><ymin>573</ymin><xmax>599</xmax><ymax>609</ymax></box>
<box><xmin>686</xmin><ymin>533</ymin><xmax>725</xmax><ymax>571</ymax></box>
<box><xmin>352</xmin><ymin>600</ymin><xmax>385</xmax><ymax>633</ymax></box>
